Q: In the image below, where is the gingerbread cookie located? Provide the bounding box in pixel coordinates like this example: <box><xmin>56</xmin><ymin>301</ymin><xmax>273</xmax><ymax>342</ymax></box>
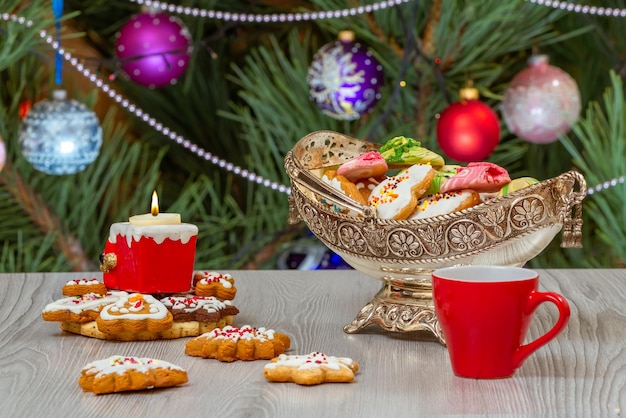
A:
<box><xmin>159</xmin><ymin>295</ymin><xmax>239</xmax><ymax>323</ymax></box>
<box><xmin>62</xmin><ymin>278</ymin><xmax>108</xmax><ymax>296</ymax></box>
<box><xmin>321</xmin><ymin>170</ymin><xmax>368</xmax><ymax>205</ymax></box>
<box><xmin>42</xmin><ymin>291</ymin><xmax>127</xmax><ymax>323</ymax></box>
<box><xmin>368</xmin><ymin>164</ymin><xmax>435</xmax><ymax>220</ymax></box>
<box><xmin>264</xmin><ymin>352</ymin><xmax>359</xmax><ymax>386</ymax></box>
<box><xmin>62</xmin><ymin>316</ymin><xmax>233</xmax><ymax>341</ymax></box>
<box><xmin>410</xmin><ymin>189</ymin><xmax>481</xmax><ymax>220</ymax></box>
<box><xmin>96</xmin><ymin>293</ymin><xmax>173</xmax><ymax>335</ymax></box>
<box><xmin>193</xmin><ymin>271</ymin><xmax>237</xmax><ymax>300</ymax></box>
<box><xmin>185</xmin><ymin>325</ymin><xmax>291</xmax><ymax>362</ymax></box>
<box><xmin>78</xmin><ymin>355</ymin><xmax>188</xmax><ymax>395</ymax></box>
<box><xmin>354</xmin><ymin>176</ymin><xmax>386</xmax><ymax>202</ymax></box>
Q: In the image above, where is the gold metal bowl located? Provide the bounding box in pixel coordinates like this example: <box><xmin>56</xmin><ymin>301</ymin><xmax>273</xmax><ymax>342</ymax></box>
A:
<box><xmin>284</xmin><ymin>130</ymin><xmax>587</xmax><ymax>342</ymax></box>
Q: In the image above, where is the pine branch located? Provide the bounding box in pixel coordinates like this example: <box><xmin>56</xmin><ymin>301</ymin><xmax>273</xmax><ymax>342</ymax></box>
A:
<box><xmin>559</xmin><ymin>71</ymin><xmax>626</xmax><ymax>267</ymax></box>
<box><xmin>0</xmin><ymin>161</ymin><xmax>91</xmax><ymax>271</ymax></box>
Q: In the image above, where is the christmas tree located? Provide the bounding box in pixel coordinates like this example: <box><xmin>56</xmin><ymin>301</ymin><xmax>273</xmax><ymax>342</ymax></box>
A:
<box><xmin>0</xmin><ymin>0</ymin><xmax>624</xmax><ymax>272</ymax></box>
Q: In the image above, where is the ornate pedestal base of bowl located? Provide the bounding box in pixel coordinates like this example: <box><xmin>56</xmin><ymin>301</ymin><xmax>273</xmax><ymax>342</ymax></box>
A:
<box><xmin>343</xmin><ymin>273</ymin><xmax>444</xmax><ymax>344</ymax></box>
<box><xmin>285</xmin><ymin>131</ymin><xmax>587</xmax><ymax>341</ymax></box>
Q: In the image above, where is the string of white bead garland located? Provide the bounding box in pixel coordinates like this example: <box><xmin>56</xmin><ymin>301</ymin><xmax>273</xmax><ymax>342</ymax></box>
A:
<box><xmin>1</xmin><ymin>11</ymin><xmax>623</xmax><ymax>197</ymax></box>
<box><xmin>129</xmin><ymin>0</ymin><xmax>626</xmax><ymax>20</ymax></box>
<box><xmin>128</xmin><ymin>0</ymin><xmax>413</xmax><ymax>21</ymax></box>
<box><xmin>0</xmin><ymin>13</ymin><xmax>291</xmax><ymax>194</ymax></box>
<box><xmin>524</xmin><ymin>0</ymin><xmax>626</xmax><ymax>16</ymax></box>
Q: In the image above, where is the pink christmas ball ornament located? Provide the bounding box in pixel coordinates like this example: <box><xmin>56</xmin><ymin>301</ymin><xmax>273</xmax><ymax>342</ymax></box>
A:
<box><xmin>0</xmin><ymin>136</ymin><xmax>5</xmax><ymax>173</ymax></box>
<box><xmin>502</xmin><ymin>55</ymin><xmax>581</xmax><ymax>144</ymax></box>
<box><xmin>115</xmin><ymin>11</ymin><xmax>192</xmax><ymax>88</ymax></box>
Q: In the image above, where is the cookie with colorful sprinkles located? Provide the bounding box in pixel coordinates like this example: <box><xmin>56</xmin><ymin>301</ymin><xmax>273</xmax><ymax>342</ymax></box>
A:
<box><xmin>368</xmin><ymin>164</ymin><xmax>435</xmax><ymax>220</ymax></box>
<box><xmin>409</xmin><ymin>189</ymin><xmax>481</xmax><ymax>220</ymax></box>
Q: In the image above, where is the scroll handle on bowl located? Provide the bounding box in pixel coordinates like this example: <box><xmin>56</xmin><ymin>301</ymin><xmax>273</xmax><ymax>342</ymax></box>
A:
<box><xmin>290</xmin><ymin>166</ymin><xmax>376</xmax><ymax>218</ymax></box>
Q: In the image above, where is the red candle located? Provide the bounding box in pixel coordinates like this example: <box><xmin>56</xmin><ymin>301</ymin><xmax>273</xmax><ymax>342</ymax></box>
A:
<box><xmin>101</xmin><ymin>191</ymin><xmax>198</xmax><ymax>293</ymax></box>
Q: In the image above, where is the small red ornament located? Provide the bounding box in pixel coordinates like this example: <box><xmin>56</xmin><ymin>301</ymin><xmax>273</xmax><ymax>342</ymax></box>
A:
<box><xmin>436</xmin><ymin>87</ymin><xmax>500</xmax><ymax>162</ymax></box>
<box><xmin>19</xmin><ymin>99</ymin><xmax>32</xmax><ymax>119</ymax></box>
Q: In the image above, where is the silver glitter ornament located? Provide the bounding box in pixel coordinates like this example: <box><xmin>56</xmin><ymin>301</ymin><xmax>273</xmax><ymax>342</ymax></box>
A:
<box><xmin>19</xmin><ymin>90</ymin><xmax>102</xmax><ymax>175</ymax></box>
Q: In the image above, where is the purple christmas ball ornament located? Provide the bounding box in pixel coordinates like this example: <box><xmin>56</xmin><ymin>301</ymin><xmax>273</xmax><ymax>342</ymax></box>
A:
<box><xmin>307</xmin><ymin>31</ymin><xmax>384</xmax><ymax>121</ymax></box>
<box><xmin>115</xmin><ymin>11</ymin><xmax>192</xmax><ymax>88</ymax></box>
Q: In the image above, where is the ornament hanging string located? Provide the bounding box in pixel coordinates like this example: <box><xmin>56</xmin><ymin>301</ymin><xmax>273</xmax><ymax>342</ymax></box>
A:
<box><xmin>0</xmin><ymin>11</ymin><xmax>623</xmax><ymax>197</ymax></box>
<box><xmin>52</xmin><ymin>0</ymin><xmax>63</xmax><ymax>85</ymax></box>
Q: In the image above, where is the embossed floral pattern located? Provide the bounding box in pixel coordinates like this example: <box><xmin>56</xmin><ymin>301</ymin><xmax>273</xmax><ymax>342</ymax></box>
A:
<box><xmin>417</xmin><ymin>225</ymin><xmax>445</xmax><ymax>255</ymax></box>
<box><xmin>389</xmin><ymin>230</ymin><xmax>423</xmax><ymax>257</ymax></box>
<box><xmin>363</xmin><ymin>225</ymin><xmax>388</xmax><ymax>257</ymax></box>
<box><xmin>512</xmin><ymin>198</ymin><xmax>544</xmax><ymax>228</ymax></box>
<box><xmin>286</xmin><ymin>159</ymin><xmax>585</xmax><ymax>266</ymax></box>
<box><xmin>448</xmin><ymin>222</ymin><xmax>484</xmax><ymax>251</ymax></box>
<box><xmin>339</xmin><ymin>224</ymin><xmax>368</xmax><ymax>253</ymax></box>
<box><xmin>478</xmin><ymin>206</ymin><xmax>507</xmax><ymax>238</ymax></box>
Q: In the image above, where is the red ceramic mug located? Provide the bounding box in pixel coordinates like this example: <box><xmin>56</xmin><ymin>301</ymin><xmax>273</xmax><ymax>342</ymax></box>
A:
<box><xmin>432</xmin><ymin>265</ymin><xmax>570</xmax><ymax>379</ymax></box>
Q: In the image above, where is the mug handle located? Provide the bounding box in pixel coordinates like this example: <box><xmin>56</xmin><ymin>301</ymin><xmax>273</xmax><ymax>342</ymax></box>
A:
<box><xmin>513</xmin><ymin>291</ymin><xmax>571</xmax><ymax>368</ymax></box>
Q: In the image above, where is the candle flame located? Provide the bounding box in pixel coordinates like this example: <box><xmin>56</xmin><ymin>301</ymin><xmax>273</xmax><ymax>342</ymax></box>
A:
<box><xmin>151</xmin><ymin>190</ymin><xmax>159</xmax><ymax>216</ymax></box>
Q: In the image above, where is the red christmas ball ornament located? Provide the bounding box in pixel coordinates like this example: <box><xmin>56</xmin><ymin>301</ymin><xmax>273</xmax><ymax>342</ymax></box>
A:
<box><xmin>19</xmin><ymin>99</ymin><xmax>32</xmax><ymax>119</ymax></box>
<box><xmin>502</xmin><ymin>55</ymin><xmax>581</xmax><ymax>144</ymax></box>
<box><xmin>115</xmin><ymin>11</ymin><xmax>192</xmax><ymax>88</ymax></box>
<box><xmin>436</xmin><ymin>87</ymin><xmax>500</xmax><ymax>162</ymax></box>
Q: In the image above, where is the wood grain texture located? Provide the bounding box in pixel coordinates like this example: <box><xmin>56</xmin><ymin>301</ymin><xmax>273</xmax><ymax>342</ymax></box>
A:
<box><xmin>1</xmin><ymin>269</ymin><xmax>625</xmax><ymax>417</ymax></box>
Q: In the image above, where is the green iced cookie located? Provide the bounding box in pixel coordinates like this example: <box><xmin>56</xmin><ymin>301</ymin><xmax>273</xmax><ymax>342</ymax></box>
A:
<box><xmin>425</xmin><ymin>165</ymin><xmax>462</xmax><ymax>195</ymax></box>
<box><xmin>379</xmin><ymin>136</ymin><xmax>445</xmax><ymax>168</ymax></box>
<box><xmin>498</xmin><ymin>177</ymin><xmax>539</xmax><ymax>197</ymax></box>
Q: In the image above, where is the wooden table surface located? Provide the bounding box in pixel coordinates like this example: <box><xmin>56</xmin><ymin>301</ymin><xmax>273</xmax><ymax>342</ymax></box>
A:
<box><xmin>1</xmin><ymin>269</ymin><xmax>625</xmax><ymax>417</ymax></box>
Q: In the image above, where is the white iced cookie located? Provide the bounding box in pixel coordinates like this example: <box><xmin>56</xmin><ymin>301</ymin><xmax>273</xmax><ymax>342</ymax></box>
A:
<box><xmin>368</xmin><ymin>164</ymin><xmax>435</xmax><ymax>219</ymax></box>
<box><xmin>410</xmin><ymin>189</ymin><xmax>481</xmax><ymax>219</ymax></box>
<box><xmin>264</xmin><ymin>352</ymin><xmax>359</xmax><ymax>385</ymax></box>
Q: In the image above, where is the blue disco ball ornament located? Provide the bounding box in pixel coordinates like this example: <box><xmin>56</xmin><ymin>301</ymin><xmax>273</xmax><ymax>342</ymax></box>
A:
<box><xmin>19</xmin><ymin>90</ymin><xmax>102</xmax><ymax>175</ymax></box>
<box><xmin>276</xmin><ymin>237</ymin><xmax>352</xmax><ymax>270</ymax></box>
<box><xmin>307</xmin><ymin>30</ymin><xmax>384</xmax><ymax>121</ymax></box>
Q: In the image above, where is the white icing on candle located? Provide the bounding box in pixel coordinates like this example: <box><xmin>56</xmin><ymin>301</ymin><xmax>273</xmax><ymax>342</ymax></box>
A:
<box><xmin>108</xmin><ymin>222</ymin><xmax>198</xmax><ymax>247</ymax></box>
